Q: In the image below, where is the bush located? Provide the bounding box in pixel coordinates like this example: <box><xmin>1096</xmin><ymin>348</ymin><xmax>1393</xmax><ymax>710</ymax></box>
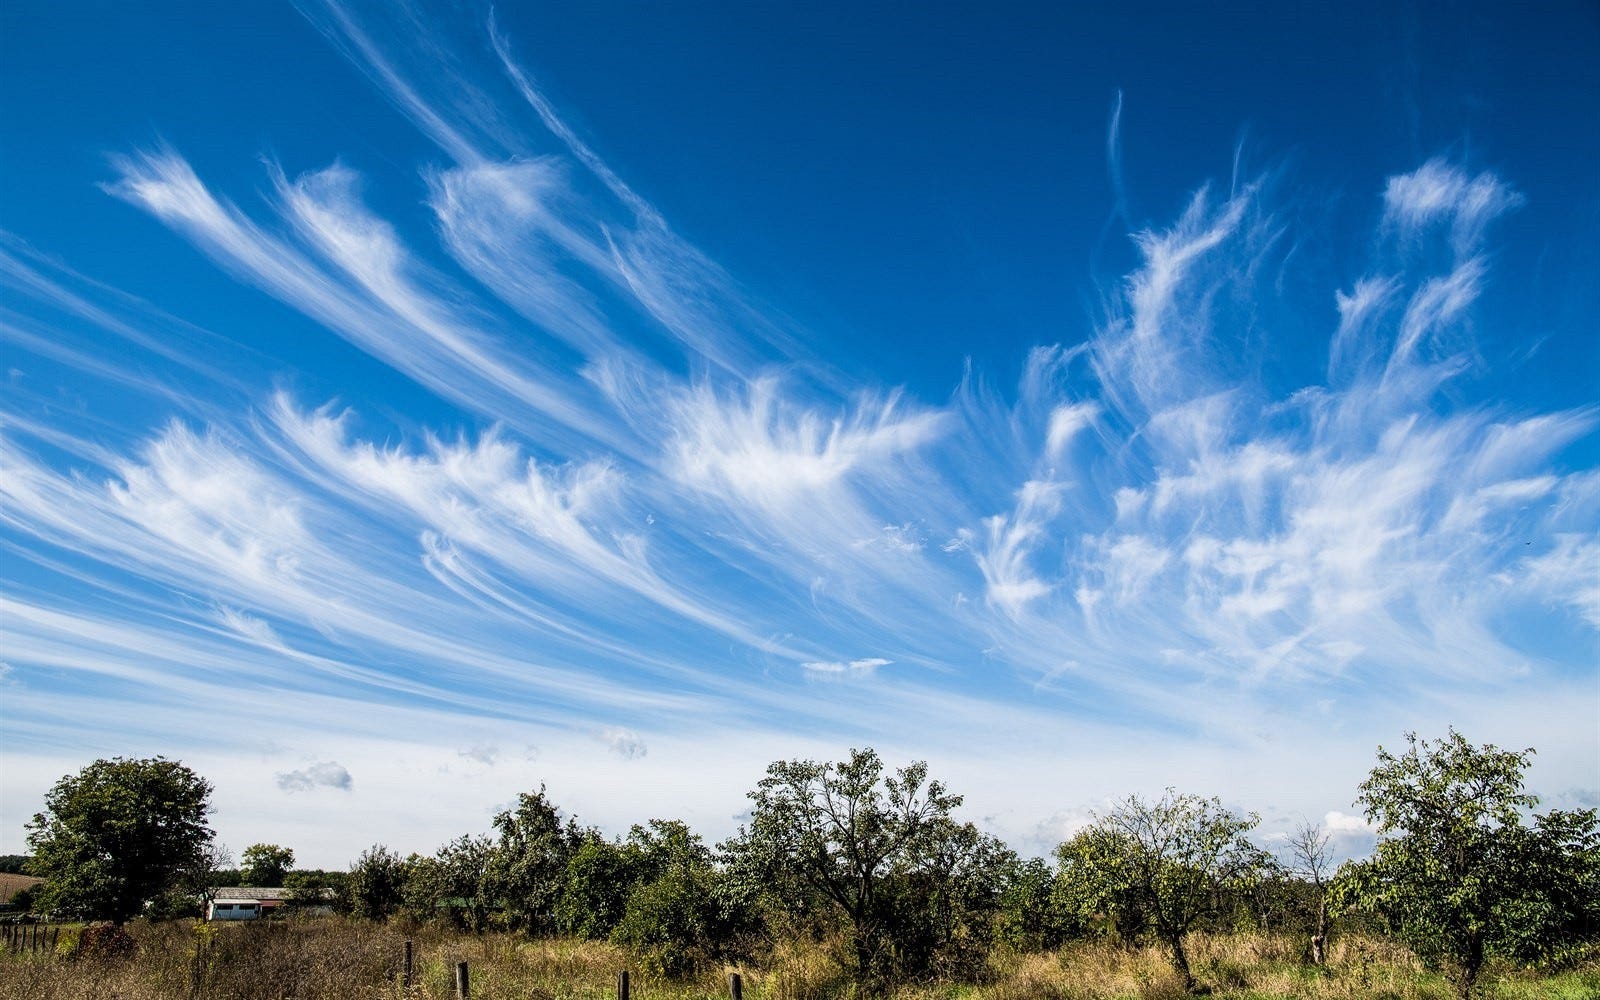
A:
<box><xmin>73</xmin><ymin>922</ymin><xmax>137</xmax><ymax>961</ymax></box>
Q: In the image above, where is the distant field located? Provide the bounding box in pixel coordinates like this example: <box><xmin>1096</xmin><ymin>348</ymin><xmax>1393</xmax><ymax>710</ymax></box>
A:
<box><xmin>1</xmin><ymin>918</ymin><xmax>1595</xmax><ymax>1000</ymax></box>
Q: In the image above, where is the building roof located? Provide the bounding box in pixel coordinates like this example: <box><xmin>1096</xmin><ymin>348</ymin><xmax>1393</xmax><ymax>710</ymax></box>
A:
<box><xmin>213</xmin><ymin>886</ymin><xmax>293</xmax><ymax>901</ymax></box>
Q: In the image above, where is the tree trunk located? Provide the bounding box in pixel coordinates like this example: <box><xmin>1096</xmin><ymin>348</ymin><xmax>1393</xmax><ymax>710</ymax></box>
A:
<box><xmin>1167</xmin><ymin>932</ymin><xmax>1195</xmax><ymax>992</ymax></box>
<box><xmin>1310</xmin><ymin>898</ymin><xmax>1327</xmax><ymax>965</ymax></box>
<box><xmin>1458</xmin><ymin>934</ymin><xmax>1485</xmax><ymax>1000</ymax></box>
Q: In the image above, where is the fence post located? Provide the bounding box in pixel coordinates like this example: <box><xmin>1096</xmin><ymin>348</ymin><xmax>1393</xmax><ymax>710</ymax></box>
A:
<box><xmin>403</xmin><ymin>939</ymin><xmax>413</xmax><ymax>987</ymax></box>
<box><xmin>50</xmin><ymin>926</ymin><xmax>59</xmax><ymax>953</ymax></box>
<box><xmin>728</xmin><ymin>971</ymin><xmax>743</xmax><ymax>1000</ymax></box>
<box><xmin>455</xmin><ymin>960</ymin><xmax>470</xmax><ymax>998</ymax></box>
<box><xmin>617</xmin><ymin>969</ymin><xmax>630</xmax><ymax>1000</ymax></box>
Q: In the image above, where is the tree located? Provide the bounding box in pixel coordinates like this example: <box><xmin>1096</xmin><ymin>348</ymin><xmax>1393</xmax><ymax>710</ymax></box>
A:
<box><xmin>346</xmin><ymin>844</ymin><xmax>409</xmax><ymax>921</ymax></box>
<box><xmin>610</xmin><ymin>821</ymin><xmax>753</xmax><ymax>976</ymax></box>
<box><xmin>558</xmin><ymin>837</ymin><xmax>644</xmax><ymax>939</ymax></box>
<box><xmin>1057</xmin><ymin>790</ymin><xmax>1262</xmax><ymax>991</ymax></box>
<box><xmin>482</xmin><ymin>787</ymin><xmax>589</xmax><ymax>933</ymax></box>
<box><xmin>994</xmin><ymin>855</ymin><xmax>1074</xmax><ymax>952</ymax></box>
<box><xmin>1339</xmin><ymin>729</ymin><xmax>1600</xmax><ymax>999</ymax></box>
<box><xmin>729</xmin><ymin>748</ymin><xmax>1000</xmax><ymax>985</ymax></box>
<box><xmin>283</xmin><ymin>869</ymin><xmax>344</xmax><ymax>909</ymax></box>
<box><xmin>153</xmin><ymin>840</ymin><xmax>233</xmax><ymax>921</ymax></box>
<box><xmin>405</xmin><ymin>834</ymin><xmax>496</xmax><ymax>930</ymax></box>
<box><xmin>240</xmin><ymin>843</ymin><xmax>295</xmax><ymax>886</ymax></box>
<box><xmin>1287</xmin><ymin>821</ymin><xmax>1334</xmax><ymax>965</ymax></box>
<box><xmin>25</xmin><ymin>757</ymin><xmax>214</xmax><ymax>923</ymax></box>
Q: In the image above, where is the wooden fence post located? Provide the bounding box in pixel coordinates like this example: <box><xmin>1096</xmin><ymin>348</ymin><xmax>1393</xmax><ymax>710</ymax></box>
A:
<box><xmin>49</xmin><ymin>926</ymin><xmax>59</xmax><ymax>952</ymax></box>
<box><xmin>728</xmin><ymin>971</ymin><xmax>743</xmax><ymax>1000</ymax></box>
<box><xmin>455</xmin><ymin>960</ymin><xmax>470</xmax><ymax>998</ymax></box>
<box><xmin>403</xmin><ymin>939</ymin><xmax>413</xmax><ymax>987</ymax></box>
<box><xmin>617</xmin><ymin>969</ymin><xmax>630</xmax><ymax>1000</ymax></box>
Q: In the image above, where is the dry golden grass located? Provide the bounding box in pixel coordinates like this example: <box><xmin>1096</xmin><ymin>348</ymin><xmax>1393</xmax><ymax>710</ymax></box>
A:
<box><xmin>0</xmin><ymin>920</ymin><xmax>1594</xmax><ymax>1000</ymax></box>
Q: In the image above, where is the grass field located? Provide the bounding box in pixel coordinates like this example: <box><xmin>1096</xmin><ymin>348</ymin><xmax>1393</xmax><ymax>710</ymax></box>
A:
<box><xmin>1</xmin><ymin>919</ymin><xmax>1595</xmax><ymax>1000</ymax></box>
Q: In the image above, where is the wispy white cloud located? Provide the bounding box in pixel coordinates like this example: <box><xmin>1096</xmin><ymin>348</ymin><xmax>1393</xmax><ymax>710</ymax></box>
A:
<box><xmin>801</xmin><ymin>657</ymin><xmax>890</xmax><ymax>678</ymax></box>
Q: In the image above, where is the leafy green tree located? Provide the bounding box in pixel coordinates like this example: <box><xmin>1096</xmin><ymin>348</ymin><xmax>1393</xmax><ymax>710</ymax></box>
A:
<box><xmin>558</xmin><ymin>836</ymin><xmax>644</xmax><ymax>938</ymax></box>
<box><xmin>483</xmin><ymin>787</ymin><xmax>589</xmax><ymax>933</ymax></box>
<box><xmin>283</xmin><ymin>869</ymin><xmax>344</xmax><ymax>909</ymax></box>
<box><xmin>1055</xmin><ymin>826</ymin><xmax>1150</xmax><ymax>945</ymax></box>
<box><xmin>240</xmin><ymin>843</ymin><xmax>295</xmax><ymax>886</ymax></box>
<box><xmin>1338</xmin><ymin>729</ymin><xmax>1600</xmax><ymax>998</ymax></box>
<box><xmin>1056</xmin><ymin>790</ymin><xmax>1262</xmax><ymax>991</ymax></box>
<box><xmin>883</xmin><ymin>814</ymin><xmax>1013</xmax><ymax>979</ymax></box>
<box><xmin>994</xmin><ymin>856</ymin><xmax>1074</xmax><ymax>952</ymax></box>
<box><xmin>729</xmin><ymin>748</ymin><xmax>998</xmax><ymax>985</ymax></box>
<box><xmin>405</xmin><ymin>834</ymin><xmax>496</xmax><ymax>930</ymax></box>
<box><xmin>346</xmin><ymin>844</ymin><xmax>409</xmax><ymax>921</ymax></box>
<box><xmin>25</xmin><ymin>756</ymin><xmax>214</xmax><ymax>923</ymax></box>
<box><xmin>610</xmin><ymin>820</ymin><xmax>758</xmax><ymax>976</ymax></box>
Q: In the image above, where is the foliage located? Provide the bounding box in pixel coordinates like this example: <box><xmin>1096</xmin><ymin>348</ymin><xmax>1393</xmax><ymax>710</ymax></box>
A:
<box><xmin>24</xmin><ymin>756</ymin><xmax>214</xmax><ymax>923</ymax></box>
<box><xmin>72</xmin><ymin>922</ymin><xmax>138</xmax><ymax>962</ymax></box>
<box><xmin>881</xmin><ymin>813</ymin><xmax>1014</xmax><ymax>979</ymax></box>
<box><xmin>729</xmin><ymin>747</ymin><xmax>1003</xmax><ymax>985</ymax></box>
<box><xmin>345</xmin><ymin>844</ymin><xmax>408</xmax><ymax>921</ymax></box>
<box><xmin>0</xmin><ymin>856</ymin><xmax>32</xmax><ymax>874</ymax></box>
<box><xmin>483</xmin><ymin>787</ymin><xmax>590</xmax><ymax>933</ymax></box>
<box><xmin>609</xmin><ymin>820</ymin><xmax>758</xmax><ymax>976</ymax></box>
<box><xmin>1337</xmin><ymin>729</ymin><xmax>1600</xmax><ymax>998</ymax></box>
<box><xmin>994</xmin><ymin>856</ymin><xmax>1075</xmax><ymax>952</ymax></box>
<box><xmin>283</xmin><ymin>869</ymin><xmax>345</xmax><ymax>909</ymax></box>
<box><xmin>1056</xmin><ymin>789</ymin><xmax>1263</xmax><ymax>990</ymax></box>
<box><xmin>239</xmin><ymin>843</ymin><xmax>295</xmax><ymax>887</ymax></box>
<box><xmin>557</xmin><ymin>837</ymin><xmax>645</xmax><ymax>938</ymax></box>
<box><xmin>404</xmin><ymin>834</ymin><xmax>496</xmax><ymax>930</ymax></box>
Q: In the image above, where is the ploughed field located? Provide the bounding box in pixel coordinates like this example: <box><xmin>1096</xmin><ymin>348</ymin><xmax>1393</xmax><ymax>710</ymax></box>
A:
<box><xmin>1</xmin><ymin>918</ymin><xmax>1596</xmax><ymax>1000</ymax></box>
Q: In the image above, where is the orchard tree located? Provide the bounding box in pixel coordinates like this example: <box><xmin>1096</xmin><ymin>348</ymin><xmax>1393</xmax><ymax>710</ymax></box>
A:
<box><xmin>730</xmin><ymin>748</ymin><xmax>1002</xmax><ymax>984</ymax></box>
<box><xmin>483</xmin><ymin>787</ymin><xmax>589</xmax><ymax>933</ymax></box>
<box><xmin>610</xmin><ymin>820</ymin><xmax>757</xmax><ymax>976</ymax></box>
<box><xmin>26</xmin><ymin>757</ymin><xmax>214</xmax><ymax>923</ymax></box>
<box><xmin>406</xmin><ymin>834</ymin><xmax>496</xmax><ymax>930</ymax></box>
<box><xmin>1287</xmin><ymin>821</ymin><xmax>1334</xmax><ymax>965</ymax></box>
<box><xmin>346</xmin><ymin>844</ymin><xmax>409</xmax><ymax>921</ymax></box>
<box><xmin>1059</xmin><ymin>790</ymin><xmax>1262</xmax><ymax>991</ymax></box>
<box><xmin>240</xmin><ymin>843</ymin><xmax>295</xmax><ymax>886</ymax></box>
<box><xmin>1339</xmin><ymin>729</ymin><xmax>1600</xmax><ymax>999</ymax></box>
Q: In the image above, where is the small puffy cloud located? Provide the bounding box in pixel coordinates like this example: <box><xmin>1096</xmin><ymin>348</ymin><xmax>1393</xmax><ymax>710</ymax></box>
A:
<box><xmin>276</xmin><ymin>761</ymin><xmax>353</xmax><ymax>792</ymax></box>
<box><xmin>600</xmin><ymin>727</ymin><xmax>647</xmax><ymax>759</ymax></box>
<box><xmin>458</xmin><ymin>744</ymin><xmax>499</xmax><ymax>766</ymax></box>
<box><xmin>802</xmin><ymin>657</ymin><xmax>889</xmax><ymax>678</ymax></box>
<box><xmin>1033</xmin><ymin>806</ymin><xmax>1100</xmax><ymax>849</ymax></box>
<box><xmin>1323</xmin><ymin>810</ymin><xmax>1373</xmax><ymax>833</ymax></box>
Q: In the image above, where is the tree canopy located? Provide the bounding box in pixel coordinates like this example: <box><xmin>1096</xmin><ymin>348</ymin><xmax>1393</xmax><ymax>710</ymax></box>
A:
<box><xmin>240</xmin><ymin>842</ymin><xmax>295</xmax><ymax>886</ymax></box>
<box><xmin>1057</xmin><ymin>789</ymin><xmax>1263</xmax><ymax>989</ymax></box>
<box><xmin>729</xmin><ymin>748</ymin><xmax>1007</xmax><ymax>984</ymax></box>
<box><xmin>1339</xmin><ymin>729</ymin><xmax>1600</xmax><ymax>998</ymax></box>
<box><xmin>25</xmin><ymin>756</ymin><xmax>214</xmax><ymax>923</ymax></box>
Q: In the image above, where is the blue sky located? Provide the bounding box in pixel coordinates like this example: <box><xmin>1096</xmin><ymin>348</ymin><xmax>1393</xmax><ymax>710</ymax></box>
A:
<box><xmin>2</xmin><ymin>0</ymin><xmax>1597</xmax><ymax>866</ymax></box>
